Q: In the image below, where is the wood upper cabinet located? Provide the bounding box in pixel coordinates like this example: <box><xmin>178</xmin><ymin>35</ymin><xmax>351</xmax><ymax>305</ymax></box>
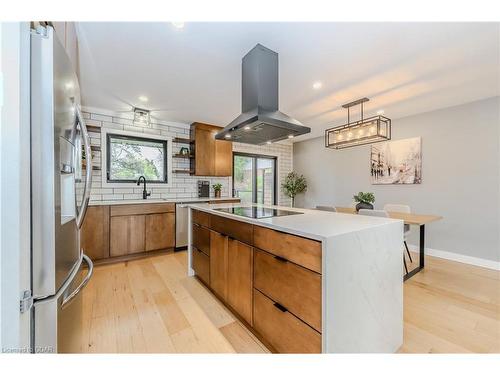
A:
<box><xmin>145</xmin><ymin>213</ymin><xmax>175</xmax><ymax>251</ymax></box>
<box><xmin>191</xmin><ymin>122</ymin><xmax>232</xmax><ymax>177</ymax></box>
<box><xmin>227</xmin><ymin>239</ymin><xmax>253</xmax><ymax>325</ymax></box>
<box><xmin>80</xmin><ymin>206</ymin><xmax>109</xmax><ymax>260</ymax></box>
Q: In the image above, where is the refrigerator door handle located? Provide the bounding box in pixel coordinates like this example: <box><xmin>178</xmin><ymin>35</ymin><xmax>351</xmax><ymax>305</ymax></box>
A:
<box><xmin>33</xmin><ymin>250</ymin><xmax>84</xmax><ymax>306</ymax></box>
<box><xmin>61</xmin><ymin>252</ymin><xmax>93</xmax><ymax>309</ymax></box>
<box><xmin>75</xmin><ymin>105</ymin><xmax>93</xmax><ymax>228</ymax></box>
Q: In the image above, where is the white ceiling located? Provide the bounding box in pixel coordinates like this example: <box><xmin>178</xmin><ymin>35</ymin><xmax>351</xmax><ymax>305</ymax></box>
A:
<box><xmin>76</xmin><ymin>22</ymin><xmax>499</xmax><ymax>141</ymax></box>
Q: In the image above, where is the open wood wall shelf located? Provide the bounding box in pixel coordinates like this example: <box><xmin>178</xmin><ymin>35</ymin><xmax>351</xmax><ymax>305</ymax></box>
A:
<box><xmin>173</xmin><ymin>137</ymin><xmax>194</xmax><ymax>144</ymax></box>
<box><xmin>86</xmin><ymin>125</ymin><xmax>102</xmax><ymax>133</ymax></box>
<box><xmin>172</xmin><ymin>169</ymin><xmax>194</xmax><ymax>174</ymax></box>
<box><xmin>173</xmin><ymin>153</ymin><xmax>194</xmax><ymax>159</ymax></box>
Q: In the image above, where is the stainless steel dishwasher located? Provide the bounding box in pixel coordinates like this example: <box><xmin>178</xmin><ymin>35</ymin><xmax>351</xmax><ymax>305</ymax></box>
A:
<box><xmin>176</xmin><ymin>201</ymin><xmax>208</xmax><ymax>249</ymax></box>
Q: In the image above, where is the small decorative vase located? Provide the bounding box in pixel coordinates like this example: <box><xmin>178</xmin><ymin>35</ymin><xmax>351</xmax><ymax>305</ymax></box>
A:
<box><xmin>355</xmin><ymin>202</ymin><xmax>373</xmax><ymax>212</ymax></box>
<box><xmin>214</xmin><ymin>190</ymin><xmax>221</xmax><ymax>198</ymax></box>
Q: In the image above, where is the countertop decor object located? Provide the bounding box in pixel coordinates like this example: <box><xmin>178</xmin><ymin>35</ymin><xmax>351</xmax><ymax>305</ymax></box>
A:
<box><xmin>281</xmin><ymin>171</ymin><xmax>307</xmax><ymax>207</ymax></box>
<box><xmin>353</xmin><ymin>191</ymin><xmax>375</xmax><ymax>212</ymax></box>
<box><xmin>212</xmin><ymin>183</ymin><xmax>222</xmax><ymax>198</ymax></box>
<box><xmin>325</xmin><ymin>97</ymin><xmax>391</xmax><ymax>149</ymax></box>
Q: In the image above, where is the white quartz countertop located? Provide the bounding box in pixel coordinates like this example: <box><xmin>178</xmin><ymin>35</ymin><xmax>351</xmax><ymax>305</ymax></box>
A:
<box><xmin>188</xmin><ymin>203</ymin><xmax>402</xmax><ymax>241</ymax></box>
<box><xmin>89</xmin><ymin>197</ymin><xmax>240</xmax><ymax>206</ymax></box>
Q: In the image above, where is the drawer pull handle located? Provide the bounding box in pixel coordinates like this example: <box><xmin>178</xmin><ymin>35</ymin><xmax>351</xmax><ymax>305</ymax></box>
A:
<box><xmin>273</xmin><ymin>302</ymin><xmax>288</xmax><ymax>312</ymax></box>
<box><xmin>274</xmin><ymin>255</ymin><xmax>288</xmax><ymax>262</ymax></box>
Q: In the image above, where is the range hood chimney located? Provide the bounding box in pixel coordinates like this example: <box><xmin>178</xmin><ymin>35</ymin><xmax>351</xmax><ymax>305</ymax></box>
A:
<box><xmin>215</xmin><ymin>44</ymin><xmax>310</xmax><ymax>145</ymax></box>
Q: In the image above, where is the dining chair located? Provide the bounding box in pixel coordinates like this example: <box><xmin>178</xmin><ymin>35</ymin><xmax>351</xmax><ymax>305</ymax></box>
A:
<box><xmin>358</xmin><ymin>209</ymin><xmax>408</xmax><ymax>275</ymax></box>
<box><xmin>316</xmin><ymin>206</ymin><xmax>337</xmax><ymax>212</ymax></box>
<box><xmin>384</xmin><ymin>204</ymin><xmax>412</xmax><ymax>263</ymax></box>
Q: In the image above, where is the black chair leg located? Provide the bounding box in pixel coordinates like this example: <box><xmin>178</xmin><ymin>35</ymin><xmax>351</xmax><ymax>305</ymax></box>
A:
<box><xmin>403</xmin><ymin>256</ymin><xmax>408</xmax><ymax>275</ymax></box>
<box><xmin>404</xmin><ymin>241</ymin><xmax>413</xmax><ymax>263</ymax></box>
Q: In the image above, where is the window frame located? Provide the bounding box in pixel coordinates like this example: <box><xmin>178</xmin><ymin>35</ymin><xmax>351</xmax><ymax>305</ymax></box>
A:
<box><xmin>100</xmin><ymin>128</ymin><xmax>172</xmax><ymax>188</ymax></box>
<box><xmin>106</xmin><ymin>133</ymin><xmax>169</xmax><ymax>184</ymax></box>
<box><xmin>232</xmin><ymin>152</ymin><xmax>278</xmax><ymax>205</ymax></box>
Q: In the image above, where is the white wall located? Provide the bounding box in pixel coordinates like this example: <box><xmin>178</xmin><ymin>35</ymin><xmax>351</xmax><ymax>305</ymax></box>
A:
<box><xmin>0</xmin><ymin>22</ymin><xmax>31</xmax><ymax>352</ymax></box>
<box><xmin>294</xmin><ymin>97</ymin><xmax>500</xmax><ymax>264</ymax></box>
<box><xmin>82</xmin><ymin>107</ymin><xmax>293</xmax><ymax>205</ymax></box>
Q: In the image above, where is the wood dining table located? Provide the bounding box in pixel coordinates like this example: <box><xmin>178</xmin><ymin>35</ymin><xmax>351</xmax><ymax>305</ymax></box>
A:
<box><xmin>335</xmin><ymin>207</ymin><xmax>442</xmax><ymax>281</ymax></box>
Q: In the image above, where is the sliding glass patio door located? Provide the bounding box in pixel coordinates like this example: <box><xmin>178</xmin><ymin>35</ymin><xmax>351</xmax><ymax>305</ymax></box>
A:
<box><xmin>233</xmin><ymin>153</ymin><xmax>277</xmax><ymax>205</ymax></box>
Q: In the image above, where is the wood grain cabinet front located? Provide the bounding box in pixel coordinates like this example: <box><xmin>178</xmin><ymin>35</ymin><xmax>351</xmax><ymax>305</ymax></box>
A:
<box><xmin>145</xmin><ymin>213</ymin><xmax>175</xmax><ymax>251</ymax></box>
<box><xmin>253</xmin><ymin>289</ymin><xmax>321</xmax><ymax>354</ymax></box>
<box><xmin>110</xmin><ymin>215</ymin><xmax>146</xmax><ymax>257</ymax></box>
<box><xmin>192</xmin><ymin>247</ymin><xmax>210</xmax><ymax>286</ymax></box>
<box><xmin>209</xmin><ymin>230</ymin><xmax>228</xmax><ymax>299</ymax></box>
<box><xmin>227</xmin><ymin>239</ymin><xmax>253</xmax><ymax>325</ymax></box>
<box><xmin>254</xmin><ymin>248</ymin><xmax>322</xmax><ymax>332</ymax></box>
<box><xmin>190</xmin><ymin>122</ymin><xmax>233</xmax><ymax>177</ymax></box>
<box><xmin>80</xmin><ymin>205</ymin><xmax>110</xmax><ymax>260</ymax></box>
<box><xmin>192</xmin><ymin>223</ymin><xmax>210</xmax><ymax>256</ymax></box>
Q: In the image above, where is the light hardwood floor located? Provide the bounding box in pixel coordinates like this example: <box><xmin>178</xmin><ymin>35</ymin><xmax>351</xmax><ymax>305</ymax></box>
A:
<box><xmin>81</xmin><ymin>250</ymin><xmax>500</xmax><ymax>353</ymax></box>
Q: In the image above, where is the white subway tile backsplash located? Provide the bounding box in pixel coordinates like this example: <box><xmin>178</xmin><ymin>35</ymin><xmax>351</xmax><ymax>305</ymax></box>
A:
<box><xmin>85</xmin><ymin>109</ymin><xmax>292</xmax><ymax>205</ymax></box>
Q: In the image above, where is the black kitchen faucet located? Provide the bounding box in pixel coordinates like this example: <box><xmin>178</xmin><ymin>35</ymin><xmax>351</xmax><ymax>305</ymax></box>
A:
<box><xmin>136</xmin><ymin>175</ymin><xmax>151</xmax><ymax>199</ymax></box>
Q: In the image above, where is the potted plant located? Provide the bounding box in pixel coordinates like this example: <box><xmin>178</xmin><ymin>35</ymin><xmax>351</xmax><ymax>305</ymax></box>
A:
<box><xmin>353</xmin><ymin>192</ymin><xmax>375</xmax><ymax>212</ymax></box>
<box><xmin>281</xmin><ymin>171</ymin><xmax>307</xmax><ymax>207</ymax></box>
<box><xmin>213</xmin><ymin>183</ymin><xmax>223</xmax><ymax>198</ymax></box>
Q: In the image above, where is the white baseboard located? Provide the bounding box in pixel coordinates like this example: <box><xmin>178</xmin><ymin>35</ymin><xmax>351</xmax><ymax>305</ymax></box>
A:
<box><xmin>407</xmin><ymin>244</ymin><xmax>500</xmax><ymax>271</ymax></box>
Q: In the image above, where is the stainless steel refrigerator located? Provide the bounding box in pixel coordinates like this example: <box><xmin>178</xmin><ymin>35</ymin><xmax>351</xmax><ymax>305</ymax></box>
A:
<box><xmin>30</xmin><ymin>24</ymin><xmax>94</xmax><ymax>353</ymax></box>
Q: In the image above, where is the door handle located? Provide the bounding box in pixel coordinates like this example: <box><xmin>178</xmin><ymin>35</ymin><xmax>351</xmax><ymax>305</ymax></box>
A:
<box><xmin>75</xmin><ymin>105</ymin><xmax>93</xmax><ymax>228</ymax></box>
<box><xmin>273</xmin><ymin>302</ymin><xmax>288</xmax><ymax>313</ymax></box>
<box><xmin>61</xmin><ymin>252</ymin><xmax>94</xmax><ymax>309</ymax></box>
<box><xmin>274</xmin><ymin>255</ymin><xmax>288</xmax><ymax>262</ymax></box>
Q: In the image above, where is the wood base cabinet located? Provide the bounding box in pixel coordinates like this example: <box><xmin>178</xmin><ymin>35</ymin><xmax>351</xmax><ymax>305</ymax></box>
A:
<box><xmin>81</xmin><ymin>203</ymin><xmax>176</xmax><ymax>263</ymax></box>
<box><xmin>208</xmin><ymin>227</ymin><xmax>253</xmax><ymax>325</ymax></box>
<box><xmin>80</xmin><ymin>206</ymin><xmax>110</xmax><ymax>260</ymax></box>
<box><xmin>253</xmin><ymin>289</ymin><xmax>321</xmax><ymax>353</ymax></box>
<box><xmin>190</xmin><ymin>209</ymin><xmax>323</xmax><ymax>353</ymax></box>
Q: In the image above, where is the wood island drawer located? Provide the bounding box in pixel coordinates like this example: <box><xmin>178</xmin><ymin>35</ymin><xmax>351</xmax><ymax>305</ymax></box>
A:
<box><xmin>253</xmin><ymin>226</ymin><xmax>321</xmax><ymax>273</ymax></box>
<box><xmin>192</xmin><ymin>247</ymin><xmax>210</xmax><ymax>285</ymax></box>
<box><xmin>192</xmin><ymin>209</ymin><xmax>210</xmax><ymax>227</ymax></box>
<box><xmin>192</xmin><ymin>223</ymin><xmax>210</xmax><ymax>255</ymax></box>
<box><xmin>110</xmin><ymin>203</ymin><xmax>175</xmax><ymax>216</ymax></box>
<box><xmin>253</xmin><ymin>289</ymin><xmax>321</xmax><ymax>353</ymax></box>
<box><xmin>254</xmin><ymin>248</ymin><xmax>322</xmax><ymax>332</ymax></box>
<box><xmin>210</xmin><ymin>214</ymin><xmax>253</xmax><ymax>245</ymax></box>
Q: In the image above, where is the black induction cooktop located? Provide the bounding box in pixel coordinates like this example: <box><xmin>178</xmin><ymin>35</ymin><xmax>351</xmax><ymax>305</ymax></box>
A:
<box><xmin>213</xmin><ymin>206</ymin><xmax>303</xmax><ymax>219</ymax></box>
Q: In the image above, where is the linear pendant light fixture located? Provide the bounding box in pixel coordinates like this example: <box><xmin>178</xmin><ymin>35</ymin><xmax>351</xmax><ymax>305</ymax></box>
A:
<box><xmin>325</xmin><ymin>98</ymin><xmax>391</xmax><ymax>149</ymax></box>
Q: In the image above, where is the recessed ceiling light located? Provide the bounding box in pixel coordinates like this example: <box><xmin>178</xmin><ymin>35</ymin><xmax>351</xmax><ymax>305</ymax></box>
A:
<box><xmin>312</xmin><ymin>81</ymin><xmax>323</xmax><ymax>90</ymax></box>
<box><xmin>266</xmin><ymin>141</ymin><xmax>272</xmax><ymax>145</ymax></box>
<box><xmin>224</xmin><ymin>134</ymin><xmax>231</xmax><ymax>139</ymax></box>
<box><xmin>244</xmin><ymin>125</ymin><xmax>251</xmax><ymax>130</ymax></box>
<box><xmin>288</xmin><ymin>135</ymin><xmax>294</xmax><ymax>139</ymax></box>
<box><xmin>376</xmin><ymin>109</ymin><xmax>385</xmax><ymax>115</ymax></box>
<box><xmin>172</xmin><ymin>22</ymin><xmax>185</xmax><ymax>29</ymax></box>
<box><xmin>138</xmin><ymin>95</ymin><xmax>148</xmax><ymax>103</ymax></box>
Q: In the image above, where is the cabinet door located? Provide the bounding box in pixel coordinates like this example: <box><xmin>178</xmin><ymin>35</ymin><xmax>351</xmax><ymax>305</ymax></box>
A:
<box><xmin>227</xmin><ymin>239</ymin><xmax>253</xmax><ymax>324</ymax></box>
<box><xmin>128</xmin><ymin>215</ymin><xmax>146</xmax><ymax>254</ymax></box>
<box><xmin>195</xmin><ymin>128</ymin><xmax>216</xmax><ymax>176</ymax></box>
<box><xmin>110</xmin><ymin>215</ymin><xmax>145</xmax><ymax>257</ymax></box>
<box><xmin>110</xmin><ymin>216</ymin><xmax>129</xmax><ymax>257</ymax></box>
<box><xmin>209</xmin><ymin>230</ymin><xmax>228</xmax><ymax>299</ymax></box>
<box><xmin>80</xmin><ymin>205</ymin><xmax>109</xmax><ymax>260</ymax></box>
<box><xmin>214</xmin><ymin>139</ymin><xmax>233</xmax><ymax>176</ymax></box>
<box><xmin>145</xmin><ymin>213</ymin><xmax>175</xmax><ymax>251</ymax></box>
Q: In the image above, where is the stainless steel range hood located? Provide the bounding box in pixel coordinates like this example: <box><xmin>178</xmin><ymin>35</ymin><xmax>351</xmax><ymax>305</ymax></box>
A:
<box><xmin>215</xmin><ymin>44</ymin><xmax>310</xmax><ymax>145</ymax></box>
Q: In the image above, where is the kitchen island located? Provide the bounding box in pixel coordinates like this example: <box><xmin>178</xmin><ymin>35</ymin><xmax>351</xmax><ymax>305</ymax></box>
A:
<box><xmin>187</xmin><ymin>203</ymin><xmax>403</xmax><ymax>353</ymax></box>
